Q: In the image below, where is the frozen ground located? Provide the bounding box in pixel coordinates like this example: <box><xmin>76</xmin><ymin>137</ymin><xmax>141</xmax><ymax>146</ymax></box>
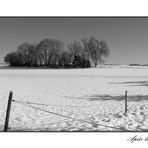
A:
<box><xmin>1</xmin><ymin>65</ymin><xmax>148</xmax><ymax>131</ymax></box>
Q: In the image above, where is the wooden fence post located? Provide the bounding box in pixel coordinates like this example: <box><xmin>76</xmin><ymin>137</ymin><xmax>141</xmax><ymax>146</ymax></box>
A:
<box><xmin>125</xmin><ymin>90</ymin><xmax>128</xmax><ymax>114</ymax></box>
<box><xmin>4</xmin><ymin>91</ymin><xmax>13</xmax><ymax>132</ymax></box>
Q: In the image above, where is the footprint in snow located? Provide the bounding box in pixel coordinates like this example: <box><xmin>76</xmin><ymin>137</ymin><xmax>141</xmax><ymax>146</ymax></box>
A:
<box><xmin>140</xmin><ymin>112</ymin><xmax>145</xmax><ymax>116</ymax></box>
<box><xmin>102</xmin><ymin>118</ymin><xmax>110</xmax><ymax>122</ymax></box>
<box><xmin>15</xmin><ymin>117</ymin><xmax>22</xmax><ymax>122</ymax></box>
<box><xmin>131</xmin><ymin>112</ymin><xmax>137</xmax><ymax>116</ymax></box>
<box><xmin>140</xmin><ymin>106</ymin><xmax>144</xmax><ymax>110</ymax></box>
<box><xmin>114</xmin><ymin>113</ymin><xmax>123</xmax><ymax>118</ymax></box>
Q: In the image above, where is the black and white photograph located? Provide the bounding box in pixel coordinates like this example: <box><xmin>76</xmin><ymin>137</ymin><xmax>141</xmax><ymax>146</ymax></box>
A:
<box><xmin>0</xmin><ymin>17</ymin><xmax>148</xmax><ymax>132</ymax></box>
<box><xmin>2</xmin><ymin>0</ymin><xmax>148</xmax><ymax>148</ymax></box>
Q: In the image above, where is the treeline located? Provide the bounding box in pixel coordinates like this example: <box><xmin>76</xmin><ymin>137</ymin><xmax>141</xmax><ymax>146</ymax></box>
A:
<box><xmin>4</xmin><ymin>36</ymin><xmax>110</xmax><ymax>68</ymax></box>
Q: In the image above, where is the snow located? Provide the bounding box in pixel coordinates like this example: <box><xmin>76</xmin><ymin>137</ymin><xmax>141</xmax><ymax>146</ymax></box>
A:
<box><xmin>0</xmin><ymin>66</ymin><xmax>148</xmax><ymax>131</ymax></box>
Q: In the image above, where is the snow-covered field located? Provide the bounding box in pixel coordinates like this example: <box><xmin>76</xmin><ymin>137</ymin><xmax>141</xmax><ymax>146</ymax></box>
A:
<box><xmin>1</xmin><ymin>66</ymin><xmax>148</xmax><ymax>131</ymax></box>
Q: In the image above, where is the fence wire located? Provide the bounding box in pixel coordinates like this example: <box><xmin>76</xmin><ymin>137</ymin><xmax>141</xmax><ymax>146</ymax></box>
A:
<box><xmin>12</xmin><ymin>99</ymin><xmax>129</xmax><ymax>131</ymax></box>
<box><xmin>12</xmin><ymin>100</ymin><xmax>106</xmax><ymax>108</ymax></box>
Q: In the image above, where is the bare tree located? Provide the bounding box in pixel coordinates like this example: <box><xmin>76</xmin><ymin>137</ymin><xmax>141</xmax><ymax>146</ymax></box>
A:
<box><xmin>82</xmin><ymin>37</ymin><xmax>110</xmax><ymax>67</ymax></box>
<box><xmin>29</xmin><ymin>44</ymin><xmax>41</xmax><ymax>66</ymax></box>
<box><xmin>37</xmin><ymin>39</ymin><xmax>64</xmax><ymax>67</ymax></box>
<box><xmin>67</xmin><ymin>41</ymin><xmax>83</xmax><ymax>56</ymax></box>
<box><xmin>67</xmin><ymin>40</ymin><xmax>90</xmax><ymax>68</ymax></box>
<box><xmin>4</xmin><ymin>52</ymin><xmax>23</xmax><ymax>66</ymax></box>
<box><xmin>58</xmin><ymin>50</ymin><xmax>73</xmax><ymax>67</ymax></box>
<box><xmin>17</xmin><ymin>42</ymin><xmax>35</xmax><ymax>66</ymax></box>
<box><xmin>4</xmin><ymin>37</ymin><xmax>109</xmax><ymax>68</ymax></box>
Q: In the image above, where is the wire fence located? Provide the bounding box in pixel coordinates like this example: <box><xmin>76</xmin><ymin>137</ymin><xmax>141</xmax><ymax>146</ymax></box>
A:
<box><xmin>12</xmin><ymin>99</ymin><xmax>128</xmax><ymax>131</ymax></box>
<box><xmin>4</xmin><ymin>90</ymin><xmax>146</xmax><ymax>132</ymax></box>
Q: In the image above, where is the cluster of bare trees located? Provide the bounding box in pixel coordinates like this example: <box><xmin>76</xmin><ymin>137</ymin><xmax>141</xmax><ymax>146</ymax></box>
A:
<box><xmin>4</xmin><ymin>36</ymin><xmax>110</xmax><ymax>68</ymax></box>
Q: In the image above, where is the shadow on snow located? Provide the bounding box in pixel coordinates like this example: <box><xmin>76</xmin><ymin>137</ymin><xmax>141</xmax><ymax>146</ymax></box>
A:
<box><xmin>110</xmin><ymin>81</ymin><xmax>148</xmax><ymax>87</ymax></box>
<box><xmin>64</xmin><ymin>94</ymin><xmax>148</xmax><ymax>102</ymax></box>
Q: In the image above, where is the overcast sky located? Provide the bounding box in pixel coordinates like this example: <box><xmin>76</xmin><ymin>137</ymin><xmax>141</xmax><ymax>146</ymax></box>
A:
<box><xmin>0</xmin><ymin>17</ymin><xmax>148</xmax><ymax>64</ymax></box>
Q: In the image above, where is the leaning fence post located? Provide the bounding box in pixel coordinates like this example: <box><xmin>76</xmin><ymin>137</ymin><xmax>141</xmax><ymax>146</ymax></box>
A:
<box><xmin>4</xmin><ymin>91</ymin><xmax>13</xmax><ymax>132</ymax></box>
<box><xmin>125</xmin><ymin>90</ymin><xmax>128</xmax><ymax>114</ymax></box>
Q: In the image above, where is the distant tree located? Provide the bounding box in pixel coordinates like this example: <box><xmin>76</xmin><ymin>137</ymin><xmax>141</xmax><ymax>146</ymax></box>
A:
<box><xmin>4</xmin><ymin>37</ymin><xmax>109</xmax><ymax>69</ymax></box>
<box><xmin>29</xmin><ymin>44</ymin><xmax>41</xmax><ymax>67</ymax></box>
<box><xmin>4</xmin><ymin>52</ymin><xmax>23</xmax><ymax>66</ymax></box>
<box><xmin>82</xmin><ymin>37</ymin><xmax>110</xmax><ymax>67</ymax></box>
<box><xmin>5</xmin><ymin>43</ymin><xmax>40</xmax><ymax>67</ymax></box>
<box><xmin>57</xmin><ymin>50</ymin><xmax>73</xmax><ymax>67</ymax></box>
<box><xmin>17</xmin><ymin>42</ymin><xmax>36</xmax><ymax>66</ymax></box>
<box><xmin>67</xmin><ymin>40</ymin><xmax>90</xmax><ymax>68</ymax></box>
<box><xmin>67</xmin><ymin>41</ymin><xmax>83</xmax><ymax>57</ymax></box>
<box><xmin>37</xmin><ymin>39</ymin><xmax>64</xmax><ymax>67</ymax></box>
<box><xmin>72</xmin><ymin>55</ymin><xmax>90</xmax><ymax>68</ymax></box>
<box><xmin>50</xmin><ymin>39</ymin><xmax>64</xmax><ymax>67</ymax></box>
